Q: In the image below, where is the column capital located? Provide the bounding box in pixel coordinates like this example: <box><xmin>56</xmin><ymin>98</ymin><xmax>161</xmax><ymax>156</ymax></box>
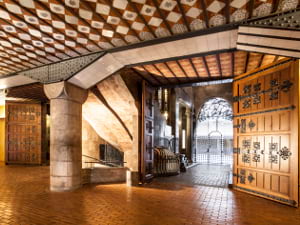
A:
<box><xmin>44</xmin><ymin>81</ymin><xmax>88</xmax><ymax>104</ymax></box>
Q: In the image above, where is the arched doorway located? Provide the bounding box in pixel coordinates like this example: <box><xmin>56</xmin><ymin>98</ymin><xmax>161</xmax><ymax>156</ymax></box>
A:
<box><xmin>195</xmin><ymin>98</ymin><xmax>233</xmax><ymax>166</ymax></box>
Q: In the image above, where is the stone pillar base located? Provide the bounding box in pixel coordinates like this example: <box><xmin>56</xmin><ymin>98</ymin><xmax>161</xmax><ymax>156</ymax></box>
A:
<box><xmin>126</xmin><ymin>170</ymin><xmax>140</xmax><ymax>186</ymax></box>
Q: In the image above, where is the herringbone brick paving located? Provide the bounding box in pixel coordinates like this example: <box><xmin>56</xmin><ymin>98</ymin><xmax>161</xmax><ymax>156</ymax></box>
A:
<box><xmin>0</xmin><ymin>165</ymin><xmax>299</xmax><ymax>225</ymax></box>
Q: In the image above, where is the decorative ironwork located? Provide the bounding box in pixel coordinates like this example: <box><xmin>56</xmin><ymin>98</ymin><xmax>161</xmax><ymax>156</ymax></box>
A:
<box><xmin>243</xmin><ymin>99</ymin><xmax>251</xmax><ymax>109</ymax></box>
<box><xmin>19</xmin><ymin>52</ymin><xmax>105</xmax><ymax>83</ymax></box>
<box><xmin>252</xmin><ymin>154</ymin><xmax>261</xmax><ymax>162</ymax></box>
<box><xmin>278</xmin><ymin>146</ymin><xmax>292</xmax><ymax>160</ymax></box>
<box><xmin>253</xmin><ymin>142</ymin><xmax>260</xmax><ymax>150</ymax></box>
<box><xmin>252</xmin><ymin>94</ymin><xmax>261</xmax><ymax>104</ymax></box>
<box><xmin>243</xmin><ymin>84</ymin><xmax>252</xmax><ymax>94</ymax></box>
<box><xmin>248</xmin><ymin>120</ymin><xmax>256</xmax><ymax>130</ymax></box>
<box><xmin>247</xmin><ymin>173</ymin><xmax>255</xmax><ymax>183</ymax></box>
<box><xmin>240</xmin><ymin>119</ymin><xmax>246</xmax><ymax>133</ymax></box>
<box><xmin>269</xmin><ymin>143</ymin><xmax>278</xmax><ymax>153</ymax></box>
<box><xmin>242</xmin><ymin>139</ymin><xmax>251</xmax><ymax>149</ymax></box>
<box><xmin>239</xmin><ymin>169</ymin><xmax>246</xmax><ymax>184</ymax></box>
<box><xmin>234</xmin><ymin>186</ymin><xmax>297</xmax><ymax>206</ymax></box>
<box><xmin>269</xmin><ymin>91</ymin><xmax>279</xmax><ymax>100</ymax></box>
<box><xmin>269</xmin><ymin>154</ymin><xmax>278</xmax><ymax>164</ymax></box>
<box><xmin>281</xmin><ymin>80</ymin><xmax>293</xmax><ymax>92</ymax></box>
<box><xmin>253</xmin><ymin>83</ymin><xmax>261</xmax><ymax>92</ymax></box>
<box><xmin>242</xmin><ymin>153</ymin><xmax>251</xmax><ymax>163</ymax></box>
<box><xmin>270</xmin><ymin>79</ymin><xmax>279</xmax><ymax>87</ymax></box>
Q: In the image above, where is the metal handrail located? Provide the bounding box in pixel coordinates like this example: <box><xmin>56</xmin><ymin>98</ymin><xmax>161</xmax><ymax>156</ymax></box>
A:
<box><xmin>82</xmin><ymin>154</ymin><xmax>126</xmax><ymax>167</ymax></box>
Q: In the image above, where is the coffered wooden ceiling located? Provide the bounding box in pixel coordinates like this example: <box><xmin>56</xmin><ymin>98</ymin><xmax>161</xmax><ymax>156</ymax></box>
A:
<box><xmin>0</xmin><ymin>0</ymin><xmax>298</xmax><ymax>78</ymax></box>
<box><xmin>132</xmin><ymin>50</ymin><xmax>287</xmax><ymax>86</ymax></box>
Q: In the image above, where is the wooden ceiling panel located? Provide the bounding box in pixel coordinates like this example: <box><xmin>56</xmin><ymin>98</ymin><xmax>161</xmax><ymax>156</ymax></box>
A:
<box><xmin>234</xmin><ymin>51</ymin><xmax>247</xmax><ymax>76</ymax></box>
<box><xmin>219</xmin><ymin>52</ymin><xmax>232</xmax><ymax>77</ymax></box>
<box><xmin>261</xmin><ymin>55</ymin><xmax>277</xmax><ymax>66</ymax></box>
<box><xmin>205</xmin><ymin>55</ymin><xmax>219</xmax><ymax>77</ymax></box>
<box><xmin>192</xmin><ymin>57</ymin><xmax>210</xmax><ymax>78</ymax></box>
<box><xmin>246</xmin><ymin>52</ymin><xmax>262</xmax><ymax>72</ymax></box>
<box><xmin>178</xmin><ymin>59</ymin><xmax>198</xmax><ymax>78</ymax></box>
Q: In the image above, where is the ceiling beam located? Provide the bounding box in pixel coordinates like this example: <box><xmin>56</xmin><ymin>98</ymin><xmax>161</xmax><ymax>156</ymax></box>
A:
<box><xmin>248</xmin><ymin>0</ymin><xmax>255</xmax><ymax>19</ymax></box>
<box><xmin>216</xmin><ymin>54</ymin><xmax>223</xmax><ymax>77</ymax></box>
<box><xmin>160</xmin><ymin>77</ymin><xmax>234</xmax><ymax>88</ymax></box>
<box><xmin>202</xmin><ymin>56</ymin><xmax>211</xmax><ymax>78</ymax></box>
<box><xmin>131</xmin><ymin>68</ymin><xmax>160</xmax><ymax>86</ymax></box>
<box><xmin>231</xmin><ymin>52</ymin><xmax>235</xmax><ymax>76</ymax></box>
<box><xmin>163</xmin><ymin>62</ymin><xmax>182</xmax><ymax>83</ymax></box>
<box><xmin>0</xmin><ymin>55</ymin><xmax>27</xmax><ymax>70</ymax></box>
<box><xmin>272</xmin><ymin>0</ymin><xmax>280</xmax><ymax>13</ymax></box>
<box><xmin>152</xmin><ymin>0</ymin><xmax>174</xmax><ymax>35</ymax></box>
<box><xmin>200</xmin><ymin>0</ymin><xmax>210</xmax><ymax>28</ymax></box>
<box><xmin>152</xmin><ymin>64</ymin><xmax>175</xmax><ymax>83</ymax></box>
<box><xmin>273</xmin><ymin>55</ymin><xmax>279</xmax><ymax>63</ymax></box>
<box><xmin>258</xmin><ymin>54</ymin><xmax>265</xmax><ymax>68</ymax></box>
<box><xmin>127</xmin><ymin>0</ymin><xmax>157</xmax><ymax>38</ymax></box>
<box><xmin>175</xmin><ymin>0</ymin><xmax>191</xmax><ymax>32</ymax></box>
<box><xmin>176</xmin><ymin>60</ymin><xmax>191</xmax><ymax>80</ymax></box>
<box><xmin>142</xmin><ymin>65</ymin><xmax>168</xmax><ymax>84</ymax></box>
<box><xmin>244</xmin><ymin>52</ymin><xmax>250</xmax><ymax>73</ymax></box>
<box><xmin>225</xmin><ymin>0</ymin><xmax>231</xmax><ymax>24</ymax></box>
<box><xmin>189</xmin><ymin>58</ymin><xmax>200</xmax><ymax>78</ymax></box>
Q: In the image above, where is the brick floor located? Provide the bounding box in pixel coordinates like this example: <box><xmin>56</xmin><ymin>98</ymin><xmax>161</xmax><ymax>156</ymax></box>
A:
<box><xmin>0</xmin><ymin>165</ymin><xmax>299</xmax><ymax>225</ymax></box>
<box><xmin>155</xmin><ymin>164</ymin><xmax>231</xmax><ymax>188</ymax></box>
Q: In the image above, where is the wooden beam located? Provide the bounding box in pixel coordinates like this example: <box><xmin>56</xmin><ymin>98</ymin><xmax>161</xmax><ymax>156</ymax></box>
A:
<box><xmin>189</xmin><ymin>58</ymin><xmax>200</xmax><ymax>78</ymax></box>
<box><xmin>225</xmin><ymin>0</ymin><xmax>231</xmax><ymax>24</ymax></box>
<box><xmin>202</xmin><ymin>56</ymin><xmax>211</xmax><ymax>78</ymax></box>
<box><xmin>164</xmin><ymin>62</ymin><xmax>183</xmax><ymax>83</ymax></box>
<box><xmin>152</xmin><ymin>64</ymin><xmax>174</xmax><ymax>83</ymax></box>
<box><xmin>142</xmin><ymin>65</ymin><xmax>169</xmax><ymax>84</ymax></box>
<box><xmin>6</xmin><ymin>1</ymin><xmax>81</xmax><ymax>56</ymax></box>
<box><xmin>175</xmin><ymin>0</ymin><xmax>191</xmax><ymax>31</ymax></box>
<box><xmin>152</xmin><ymin>0</ymin><xmax>174</xmax><ymax>35</ymax></box>
<box><xmin>0</xmin><ymin>55</ymin><xmax>28</xmax><ymax>70</ymax></box>
<box><xmin>80</xmin><ymin>1</ymin><xmax>127</xmax><ymax>46</ymax></box>
<box><xmin>102</xmin><ymin>0</ymin><xmax>142</xmax><ymax>41</ymax></box>
<box><xmin>273</xmin><ymin>55</ymin><xmax>280</xmax><ymax>63</ymax></box>
<box><xmin>258</xmin><ymin>54</ymin><xmax>265</xmax><ymax>68</ymax></box>
<box><xmin>131</xmin><ymin>68</ymin><xmax>160</xmax><ymax>86</ymax></box>
<box><xmin>244</xmin><ymin>52</ymin><xmax>250</xmax><ymax>73</ymax></box>
<box><xmin>248</xmin><ymin>0</ymin><xmax>255</xmax><ymax>19</ymax></box>
<box><xmin>175</xmin><ymin>60</ymin><xmax>191</xmax><ymax>80</ymax></box>
<box><xmin>231</xmin><ymin>52</ymin><xmax>235</xmax><ymax>76</ymax></box>
<box><xmin>200</xmin><ymin>0</ymin><xmax>210</xmax><ymax>28</ymax></box>
<box><xmin>272</xmin><ymin>0</ymin><xmax>280</xmax><ymax>13</ymax></box>
<box><xmin>127</xmin><ymin>0</ymin><xmax>157</xmax><ymax>38</ymax></box>
<box><xmin>216</xmin><ymin>54</ymin><xmax>223</xmax><ymax>77</ymax></box>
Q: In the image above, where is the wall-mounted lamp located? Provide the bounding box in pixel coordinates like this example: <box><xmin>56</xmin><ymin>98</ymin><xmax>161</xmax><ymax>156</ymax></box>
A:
<box><xmin>163</xmin><ymin>111</ymin><xmax>168</xmax><ymax>120</ymax></box>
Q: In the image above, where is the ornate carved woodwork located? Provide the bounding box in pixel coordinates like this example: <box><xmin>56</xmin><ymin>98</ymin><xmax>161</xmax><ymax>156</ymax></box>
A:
<box><xmin>233</xmin><ymin>61</ymin><xmax>298</xmax><ymax>206</ymax></box>
<box><xmin>5</xmin><ymin>102</ymin><xmax>45</xmax><ymax>165</ymax></box>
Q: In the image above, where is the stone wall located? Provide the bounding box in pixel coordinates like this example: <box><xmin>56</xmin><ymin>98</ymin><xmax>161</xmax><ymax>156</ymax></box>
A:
<box><xmin>82</xmin><ymin>118</ymin><xmax>105</xmax><ymax>164</ymax></box>
<box><xmin>82</xmin><ymin>167</ymin><xmax>127</xmax><ymax>184</ymax></box>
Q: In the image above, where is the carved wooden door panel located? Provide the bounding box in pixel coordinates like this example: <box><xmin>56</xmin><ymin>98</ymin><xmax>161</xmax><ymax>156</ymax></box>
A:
<box><xmin>233</xmin><ymin>60</ymin><xmax>298</xmax><ymax>206</ymax></box>
<box><xmin>6</xmin><ymin>102</ymin><xmax>42</xmax><ymax>164</ymax></box>
<box><xmin>141</xmin><ymin>81</ymin><xmax>155</xmax><ymax>183</ymax></box>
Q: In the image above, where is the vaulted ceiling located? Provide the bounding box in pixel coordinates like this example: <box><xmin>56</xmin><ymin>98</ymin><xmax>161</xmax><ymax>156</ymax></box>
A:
<box><xmin>0</xmin><ymin>0</ymin><xmax>298</xmax><ymax>78</ymax></box>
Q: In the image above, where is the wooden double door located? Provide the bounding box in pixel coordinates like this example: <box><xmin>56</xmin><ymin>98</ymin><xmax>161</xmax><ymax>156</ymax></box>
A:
<box><xmin>233</xmin><ymin>60</ymin><xmax>299</xmax><ymax>206</ymax></box>
<box><xmin>6</xmin><ymin>102</ymin><xmax>44</xmax><ymax>165</ymax></box>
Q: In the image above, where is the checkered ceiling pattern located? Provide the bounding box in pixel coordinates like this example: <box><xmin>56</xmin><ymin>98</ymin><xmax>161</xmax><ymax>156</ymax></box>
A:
<box><xmin>0</xmin><ymin>0</ymin><xmax>298</xmax><ymax>77</ymax></box>
<box><xmin>133</xmin><ymin>51</ymin><xmax>288</xmax><ymax>86</ymax></box>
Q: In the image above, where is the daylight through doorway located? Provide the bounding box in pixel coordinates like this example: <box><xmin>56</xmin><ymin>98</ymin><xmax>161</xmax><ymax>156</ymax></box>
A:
<box><xmin>195</xmin><ymin>98</ymin><xmax>233</xmax><ymax>166</ymax></box>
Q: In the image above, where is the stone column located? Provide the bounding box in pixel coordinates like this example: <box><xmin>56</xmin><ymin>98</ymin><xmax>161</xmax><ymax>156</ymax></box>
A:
<box><xmin>44</xmin><ymin>81</ymin><xmax>87</xmax><ymax>192</ymax></box>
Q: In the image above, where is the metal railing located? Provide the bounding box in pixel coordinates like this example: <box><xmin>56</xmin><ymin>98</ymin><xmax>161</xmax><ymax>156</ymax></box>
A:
<box><xmin>82</xmin><ymin>155</ymin><xmax>126</xmax><ymax>168</ymax></box>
